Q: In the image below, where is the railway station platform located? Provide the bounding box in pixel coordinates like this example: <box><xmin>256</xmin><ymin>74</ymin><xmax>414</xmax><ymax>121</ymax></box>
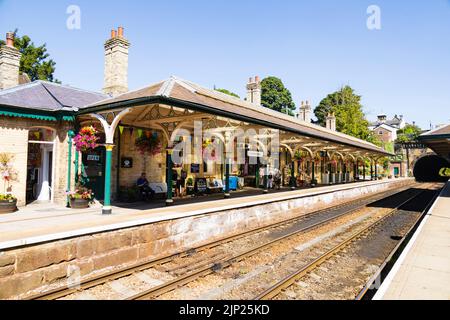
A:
<box><xmin>0</xmin><ymin>179</ymin><xmax>410</xmax><ymax>251</ymax></box>
<box><xmin>0</xmin><ymin>178</ymin><xmax>413</xmax><ymax>299</ymax></box>
<box><xmin>374</xmin><ymin>181</ymin><xmax>450</xmax><ymax>300</ymax></box>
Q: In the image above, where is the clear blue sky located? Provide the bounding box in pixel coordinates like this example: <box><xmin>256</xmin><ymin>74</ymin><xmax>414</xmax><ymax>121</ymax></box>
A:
<box><xmin>1</xmin><ymin>0</ymin><xmax>449</xmax><ymax>129</ymax></box>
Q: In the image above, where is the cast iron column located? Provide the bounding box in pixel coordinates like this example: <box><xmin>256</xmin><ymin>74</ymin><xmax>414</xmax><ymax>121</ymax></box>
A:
<box><xmin>166</xmin><ymin>148</ymin><xmax>173</xmax><ymax>205</ymax></box>
<box><xmin>225</xmin><ymin>157</ymin><xmax>230</xmax><ymax>198</ymax></box>
<box><xmin>102</xmin><ymin>144</ymin><xmax>114</xmax><ymax>214</ymax></box>
<box><xmin>290</xmin><ymin>161</ymin><xmax>296</xmax><ymax>190</ymax></box>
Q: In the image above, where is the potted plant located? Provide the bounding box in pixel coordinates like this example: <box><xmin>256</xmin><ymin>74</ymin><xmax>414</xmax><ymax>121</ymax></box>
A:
<box><xmin>0</xmin><ymin>194</ymin><xmax>17</xmax><ymax>214</ymax></box>
<box><xmin>0</xmin><ymin>153</ymin><xmax>18</xmax><ymax>214</ymax></box>
<box><xmin>67</xmin><ymin>183</ymin><xmax>94</xmax><ymax>209</ymax></box>
<box><xmin>73</xmin><ymin>126</ymin><xmax>100</xmax><ymax>152</ymax></box>
<box><xmin>186</xmin><ymin>177</ymin><xmax>195</xmax><ymax>195</ymax></box>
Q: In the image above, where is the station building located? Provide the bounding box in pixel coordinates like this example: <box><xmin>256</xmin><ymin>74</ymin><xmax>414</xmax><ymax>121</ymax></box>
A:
<box><xmin>0</xmin><ymin>28</ymin><xmax>392</xmax><ymax>213</ymax></box>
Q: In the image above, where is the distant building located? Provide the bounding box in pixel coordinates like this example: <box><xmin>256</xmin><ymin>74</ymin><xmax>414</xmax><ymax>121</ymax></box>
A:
<box><xmin>369</xmin><ymin>114</ymin><xmax>429</xmax><ymax>177</ymax></box>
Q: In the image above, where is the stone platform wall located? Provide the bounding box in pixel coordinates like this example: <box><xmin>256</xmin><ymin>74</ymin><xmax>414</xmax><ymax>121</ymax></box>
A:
<box><xmin>0</xmin><ymin>179</ymin><xmax>412</xmax><ymax>299</ymax></box>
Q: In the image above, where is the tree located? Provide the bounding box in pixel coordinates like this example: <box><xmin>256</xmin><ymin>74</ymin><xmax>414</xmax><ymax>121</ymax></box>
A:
<box><xmin>215</xmin><ymin>88</ymin><xmax>240</xmax><ymax>98</ymax></box>
<box><xmin>396</xmin><ymin>124</ymin><xmax>422</xmax><ymax>143</ymax></box>
<box><xmin>261</xmin><ymin>76</ymin><xmax>296</xmax><ymax>116</ymax></box>
<box><xmin>314</xmin><ymin>86</ymin><xmax>372</xmax><ymax>141</ymax></box>
<box><xmin>0</xmin><ymin>30</ymin><xmax>59</xmax><ymax>82</ymax></box>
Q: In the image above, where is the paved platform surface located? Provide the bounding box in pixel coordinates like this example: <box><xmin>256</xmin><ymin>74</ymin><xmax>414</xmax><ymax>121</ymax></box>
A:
<box><xmin>374</xmin><ymin>181</ymin><xmax>450</xmax><ymax>300</ymax></box>
<box><xmin>0</xmin><ymin>179</ymin><xmax>409</xmax><ymax>251</ymax></box>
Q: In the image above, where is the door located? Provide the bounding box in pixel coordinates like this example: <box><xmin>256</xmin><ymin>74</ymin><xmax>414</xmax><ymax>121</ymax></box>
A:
<box><xmin>82</xmin><ymin>147</ymin><xmax>106</xmax><ymax>200</ymax></box>
<box><xmin>394</xmin><ymin>167</ymin><xmax>399</xmax><ymax>176</ymax></box>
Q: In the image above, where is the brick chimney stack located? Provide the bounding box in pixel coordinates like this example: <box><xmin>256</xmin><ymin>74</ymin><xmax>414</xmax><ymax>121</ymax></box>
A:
<box><xmin>246</xmin><ymin>75</ymin><xmax>261</xmax><ymax>106</ymax></box>
<box><xmin>325</xmin><ymin>112</ymin><xmax>336</xmax><ymax>131</ymax></box>
<box><xmin>298</xmin><ymin>100</ymin><xmax>311</xmax><ymax>122</ymax></box>
<box><xmin>0</xmin><ymin>32</ymin><xmax>21</xmax><ymax>90</ymax></box>
<box><xmin>103</xmin><ymin>26</ymin><xmax>130</xmax><ymax>97</ymax></box>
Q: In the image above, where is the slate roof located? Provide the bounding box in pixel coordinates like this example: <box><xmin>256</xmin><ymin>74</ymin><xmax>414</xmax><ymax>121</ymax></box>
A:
<box><xmin>0</xmin><ymin>81</ymin><xmax>107</xmax><ymax>112</ymax></box>
<box><xmin>85</xmin><ymin>76</ymin><xmax>391</xmax><ymax>156</ymax></box>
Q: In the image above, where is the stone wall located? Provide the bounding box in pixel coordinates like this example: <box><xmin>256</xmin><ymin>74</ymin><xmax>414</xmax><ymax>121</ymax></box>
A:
<box><xmin>0</xmin><ymin>178</ymin><xmax>411</xmax><ymax>299</ymax></box>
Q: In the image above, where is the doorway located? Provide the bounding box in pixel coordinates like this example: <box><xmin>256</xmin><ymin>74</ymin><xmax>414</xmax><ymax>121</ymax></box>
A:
<box><xmin>82</xmin><ymin>147</ymin><xmax>106</xmax><ymax>200</ymax></box>
<box><xmin>26</xmin><ymin>128</ymin><xmax>56</xmax><ymax>204</ymax></box>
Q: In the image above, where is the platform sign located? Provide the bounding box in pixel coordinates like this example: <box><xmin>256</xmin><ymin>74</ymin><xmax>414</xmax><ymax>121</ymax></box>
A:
<box><xmin>248</xmin><ymin>151</ymin><xmax>263</xmax><ymax>158</ymax></box>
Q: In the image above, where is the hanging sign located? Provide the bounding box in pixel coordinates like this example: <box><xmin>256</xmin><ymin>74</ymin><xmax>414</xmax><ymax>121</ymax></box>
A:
<box><xmin>248</xmin><ymin>151</ymin><xmax>263</xmax><ymax>158</ymax></box>
<box><xmin>121</xmin><ymin>157</ymin><xmax>133</xmax><ymax>168</ymax></box>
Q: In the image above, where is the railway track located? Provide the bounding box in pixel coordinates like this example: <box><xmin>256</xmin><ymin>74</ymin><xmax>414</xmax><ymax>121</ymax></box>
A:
<box><xmin>30</xmin><ymin>182</ymin><xmax>419</xmax><ymax>300</ymax></box>
<box><xmin>254</xmin><ymin>184</ymin><xmax>440</xmax><ymax>300</ymax></box>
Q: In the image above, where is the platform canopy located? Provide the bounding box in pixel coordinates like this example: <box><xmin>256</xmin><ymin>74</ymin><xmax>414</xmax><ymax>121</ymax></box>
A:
<box><xmin>418</xmin><ymin>124</ymin><xmax>450</xmax><ymax>160</ymax></box>
<box><xmin>80</xmin><ymin>76</ymin><xmax>392</xmax><ymax>158</ymax></box>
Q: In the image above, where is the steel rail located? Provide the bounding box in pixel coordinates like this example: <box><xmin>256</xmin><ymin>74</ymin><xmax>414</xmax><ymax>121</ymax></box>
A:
<box><xmin>30</xmin><ymin>183</ymin><xmax>415</xmax><ymax>300</ymax></box>
<box><xmin>253</xmin><ymin>186</ymin><xmax>434</xmax><ymax>300</ymax></box>
<box><xmin>354</xmin><ymin>185</ymin><xmax>441</xmax><ymax>300</ymax></box>
<box><xmin>127</xmin><ymin>186</ymin><xmax>423</xmax><ymax>300</ymax></box>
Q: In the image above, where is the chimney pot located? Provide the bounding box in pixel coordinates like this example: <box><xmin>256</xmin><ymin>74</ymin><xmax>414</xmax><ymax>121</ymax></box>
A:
<box><xmin>6</xmin><ymin>32</ymin><xmax>14</xmax><ymax>47</ymax></box>
<box><xmin>255</xmin><ymin>75</ymin><xmax>260</xmax><ymax>82</ymax></box>
<box><xmin>249</xmin><ymin>77</ymin><xmax>253</xmax><ymax>83</ymax></box>
<box><xmin>111</xmin><ymin>29</ymin><xmax>117</xmax><ymax>39</ymax></box>
<box><xmin>118</xmin><ymin>26</ymin><xmax>124</xmax><ymax>37</ymax></box>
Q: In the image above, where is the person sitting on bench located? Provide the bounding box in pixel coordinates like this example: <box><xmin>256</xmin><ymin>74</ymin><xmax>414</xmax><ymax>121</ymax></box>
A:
<box><xmin>136</xmin><ymin>173</ymin><xmax>155</xmax><ymax>200</ymax></box>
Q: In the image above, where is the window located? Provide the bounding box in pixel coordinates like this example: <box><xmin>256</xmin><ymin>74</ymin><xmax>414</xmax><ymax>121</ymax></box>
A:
<box><xmin>379</xmin><ymin>131</ymin><xmax>383</xmax><ymax>135</ymax></box>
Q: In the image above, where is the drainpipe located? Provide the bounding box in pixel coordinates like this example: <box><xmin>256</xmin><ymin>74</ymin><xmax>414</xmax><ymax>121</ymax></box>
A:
<box><xmin>66</xmin><ymin>130</ymin><xmax>75</xmax><ymax>207</ymax></box>
<box><xmin>102</xmin><ymin>144</ymin><xmax>114</xmax><ymax>214</ymax></box>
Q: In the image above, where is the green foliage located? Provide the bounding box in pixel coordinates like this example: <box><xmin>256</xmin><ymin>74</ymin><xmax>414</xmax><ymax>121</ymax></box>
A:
<box><xmin>261</xmin><ymin>76</ymin><xmax>296</xmax><ymax>116</ymax></box>
<box><xmin>314</xmin><ymin>86</ymin><xmax>372</xmax><ymax>141</ymax></box>
<box><xmin>396</xmin><ymin>124</ymin><xmax>422</xmax><ymax>143</ymax></box>
<box><xmin>0</xmin><ymin>194</ymin><xmax>16</xmax><ymax>201</ymax></box>
<box><xmin>215</xmin><ymin>88</ymin><xmax>240</xmax><ymax>98</ymax></box>
<box><xmin>0</xmin><ymin>29</ymin><xmax>59</xmax><ymax>82</ymax></box>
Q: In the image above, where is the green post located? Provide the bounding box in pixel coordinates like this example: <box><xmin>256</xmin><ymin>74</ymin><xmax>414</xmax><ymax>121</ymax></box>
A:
<box><xmin>102</xmin><ymin>144</ymin><xmax>114</xmax><ymax>214</ymax></box>
<box><xmin>66</xmin><ymin>130</ymin><xmax>75</xmax><ymax>207</ymax></box>
<box><xmin>290</xmin><ymin>161</ymin><xmax>296</xmax><ymax>190</ymax></box>
<box><xmin>225</xmin><ymin>158</ymin><xmax>230</xmax><ymax>198</ymax></box>
<box><xmin>363</xmin><ymin>163</ymin><xmax>366</xmax><ymax>181</ymax></box>
<box><xmin>375</xmin><ymin>160</ymin><xmax>378</xmax><ymax>180</ymax></box>
<box><xmin>166</xmin><ymin>149</ymin><xmax>173</xmax><ymax>205</ymax></box>
<box><xmin>263</xmin><ymin>166</ymin><xmax>269</xmax><ymax>194</ymax></box>
<box><xmin>74</xmin><ymin>151</ymin><xmax>79</xmax><ymax>184</ymax></box>
<box><xmin>311</xmin><ymin>160</ymin><xmax>316</xmax><ymax>187</ymax></box>
<box><xmin>370</xmin><ymin>162</ymin><xmax>374</xmax><ymax>180</ymax></box>
<box><xmin>255</xmin><ymin>160</ymin><xmax>260</xmax><ymax>188</ymax></box>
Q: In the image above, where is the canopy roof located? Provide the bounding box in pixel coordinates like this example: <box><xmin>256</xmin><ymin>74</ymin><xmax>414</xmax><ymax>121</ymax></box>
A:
<box><xmin>83</xmin><ymin>76</ymin><xmax>392</xmax><ymax>156</ymax></box>
<box><xmin>418</xmin><ymin>124</ymin><xmax>450</xmax><ymax>159</ymax></box>
<box><xmin>0</xmin><ymin>81</ymin><xmax>107</xmax><ymax>112</ymax></box>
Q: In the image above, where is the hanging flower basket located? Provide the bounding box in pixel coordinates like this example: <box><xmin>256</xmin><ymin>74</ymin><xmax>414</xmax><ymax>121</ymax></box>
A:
<box><xmin>293</xmin><ymin>150</ymin><xmax>307</xmax><ymax>161</ymax></box>
<box><xmin>202</xmin><ymin>139</ymin><xmax>218</xmax><ymax>161</ymax></box>
<box><xmin>73</xmin><ymin>126</ymin><xmax>100</xmax><ymax>152</ymax></box>
<box><xmin>135</xmin><ymin>135</ymin><xmax>162</xmax><ymax>156</ymax></box>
